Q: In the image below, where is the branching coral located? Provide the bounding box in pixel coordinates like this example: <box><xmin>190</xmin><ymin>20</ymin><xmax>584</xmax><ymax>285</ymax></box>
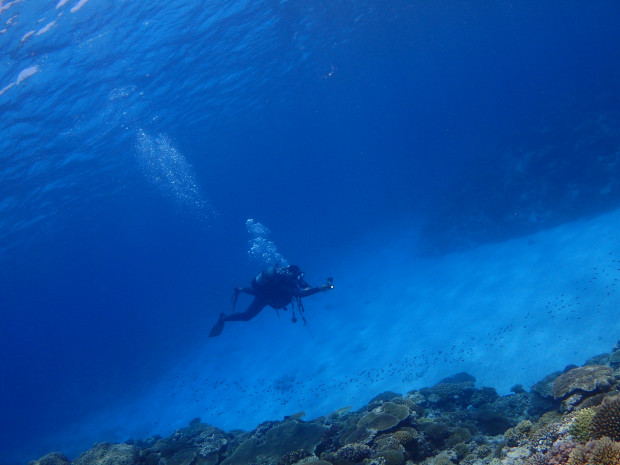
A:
<box><xmin>566</xmin><ymin>438</ymin><xmax>620</xmax><ymax>465</ymax></box>
<box><xmin>590</xmin><ymin>437</ymin><xmax>620</xmax><ymax>465</ymax></box>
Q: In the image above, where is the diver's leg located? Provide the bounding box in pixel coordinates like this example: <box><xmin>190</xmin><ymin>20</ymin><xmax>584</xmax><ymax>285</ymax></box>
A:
<box><xmin>208</xmin><ymin>298</ymin><xmax>266</xmax><ymax>337</ymax></box>
<box><xmin>224</xmin><ymin>298</ymin><xmax>266</xmax><ymax>322</ymax></box>
<box><xmin>239</xmin><ymin>286</ymin><xmax>256</xmax><ymax>295</ymax></box>
<box><xmin>208</xmin><ymin>313</ymin><xmax>225</xmax><ymax>337</ymax></box>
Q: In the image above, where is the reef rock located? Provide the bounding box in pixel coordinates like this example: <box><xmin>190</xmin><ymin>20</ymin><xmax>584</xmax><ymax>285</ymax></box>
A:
<box><xmin>421</xmin><ymin>374</ymin><xmax>477</xmax><ymax>409</ymax></box>
<box><xmin>469</xmin><ymin>408</ymin><xmax>514</xmax><ymax>436</ymax></box>
<box><xmin>610</xmin><ymin>349</ymin><xmax>620</xmax><ymax>370</ymax></box>
<box><xmin>29</xmin><ymin>345</ymin><xmax>620</xmax><ymax>465</ymax></box>
<box><xmin>153</xmin><ymin>421</ymin><xmax>228</xmax><ymax>458</ymax></box>
<box><xmin>28</xmin><ymin>452</ymin><xmax>71</xmax><ymax>465</ymax></box>
<box><xmin>531</xmin><ymin>371</ymin><xmax>563</xmax><ymax>398</ymax></box>
<box><xmin>73</xmin><ymin>443</ymin><xmax>138</xmax><ymax>465</ymax></box>
<box><xmin>221</xmin><ymin>418</ymin><xmax>327</xmax><ymax>465</ymax></box>
<box><xmin>551</xmin><ymin>365</ymin><xmax>614</xmax><ymax>399</ymax></box>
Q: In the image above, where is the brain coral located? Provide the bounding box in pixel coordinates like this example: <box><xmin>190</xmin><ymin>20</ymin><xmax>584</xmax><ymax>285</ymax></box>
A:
<box><xmin>335</xmin><ymin>442</ymin><xmax>372</xmax><ymax>462</ymax></box>
<box><xmin>591</xmin><ymin>398</ymin><xmax>620</xmax><ymax>441</ymax></box>
<box><xmin>392</xmin><ymin>428</ymin><xmax>418</xmax><ymax>447</ymax></box>
<box><xmin>551</xmin><ymin>365</ymin><xmax>614</xmax><ymax>399</ymax></box>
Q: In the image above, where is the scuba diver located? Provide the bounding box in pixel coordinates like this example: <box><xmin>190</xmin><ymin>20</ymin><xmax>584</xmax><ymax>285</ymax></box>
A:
<box><xmin>208</xmin><ymin>264</ymin><xmax>333</xmax><ymax>337</ymax></box>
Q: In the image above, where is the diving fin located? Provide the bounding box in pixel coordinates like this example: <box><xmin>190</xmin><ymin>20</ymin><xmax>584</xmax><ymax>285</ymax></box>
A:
<box><xmin>208</xmin><ymin>313</ymin><xmax>226</xmax><ymax>337</ymax></box>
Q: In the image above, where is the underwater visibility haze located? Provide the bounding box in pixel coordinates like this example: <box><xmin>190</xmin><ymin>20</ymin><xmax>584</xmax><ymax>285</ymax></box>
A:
<box><xmin>1</xmin><ymin>1</ymin><xmax>620</xmax><ymax>463</ymax></box>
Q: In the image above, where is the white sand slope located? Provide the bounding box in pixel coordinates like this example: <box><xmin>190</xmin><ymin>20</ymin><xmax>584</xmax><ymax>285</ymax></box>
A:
<box><xmin>44</xmin><ymin>208</ymin><xmax>620</xmax><ymax>459</ymax></box>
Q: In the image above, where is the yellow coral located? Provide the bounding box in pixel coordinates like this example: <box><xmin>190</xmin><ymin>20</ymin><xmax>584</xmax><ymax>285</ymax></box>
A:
<box><xmin>569</xmin><ymin>408</ymin><xmax>596</xmax><ymax>443</ymax></box>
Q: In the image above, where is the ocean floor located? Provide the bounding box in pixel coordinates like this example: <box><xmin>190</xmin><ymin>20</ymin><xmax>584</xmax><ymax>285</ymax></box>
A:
<box><xmin>32</xmin><ymin>208</ymin><xmax>620</xmax><ymax>462</ymax></box>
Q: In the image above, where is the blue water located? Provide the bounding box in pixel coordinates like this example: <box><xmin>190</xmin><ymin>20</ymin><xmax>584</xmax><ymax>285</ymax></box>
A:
<box><xmin>1</xmin><ymin>1</ymin><xmax>620</xmax><ymax>463</ymax></box>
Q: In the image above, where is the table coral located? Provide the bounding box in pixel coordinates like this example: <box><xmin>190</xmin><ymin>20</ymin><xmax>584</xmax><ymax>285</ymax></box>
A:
<box><xmin>357</xmin><ymin>402</ymin><xmax>409</xmax><ymax>432</ymax></box>
<box><xmin>551</xmin><ymin>365</ymin><xmax>614</xmax><ymax>399</ymax></box>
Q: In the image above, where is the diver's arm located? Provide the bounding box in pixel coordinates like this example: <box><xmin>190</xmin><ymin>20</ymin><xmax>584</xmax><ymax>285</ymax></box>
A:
<box><xmin>232</xmin><ymin>286</ymin><xmax>255</xmax><ymax>302</ymax></box>
<box><xmin>231</xmin><ymin>286</ymin><xmax>256</xmax><ymax>311</ymax></box>
<box><xmin>238</xmin><ymin>286</ymin><xmax>256</xmax><ymax>295</ymax></box>
<box><xmin>296</xmin><ymin>284</ymin><xmax>332</xmax><ymax>297</ymax></box>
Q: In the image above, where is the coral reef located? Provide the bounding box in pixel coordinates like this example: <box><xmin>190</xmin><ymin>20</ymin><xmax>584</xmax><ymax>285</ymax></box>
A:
<box><xmin>569</xmin><ymin>408</ymin><xmax>596</xmax><ymax>443</ymax></box>
<box><xmin>73</xmin><ymin>443</ymin><xmax>138</xmax><ymax>465</ymax></box>
<box><xmin>220</xmin><ymin>419</ymin><xmax>327</xmax><ymax>465</ymax></box>
<box><xmin>330</xmin><ymin>442</ymin><xmax>372</xmax><ymax>463</ymax></box>
<box><xmin>28</xmin><ymin>452</ymin><xmax>71</xmax><ymax>465</ymax></box>
<box><xmin>588</xmin><ymin>437</ymin><xmax>620</xmax><ymax>465</ymax></box>
<box><xmin>564</xmin><ymin>437</ymin><xmax>620</xmax><ymax>465</ymax></box>
<box><xmin>551</xmin><ymin>365</ymin><xmax>614</xmax><ymax>399</ymax></box>
<box><xmin>357</xmin><ymin>402</ymin><xmax>410</xmax><ymax>432</ymax></box>
<box><xmin>27</xmin><ymin>344</ymin><xmax>620</xmax><ymax>465</ymax></box>
<box><xmin>591</xmin><ymin>397</ymin><xmax>620</xmax><ymax>441</ymax></box>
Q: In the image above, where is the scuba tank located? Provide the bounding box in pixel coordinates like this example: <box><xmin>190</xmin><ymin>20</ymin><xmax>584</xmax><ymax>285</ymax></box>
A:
<box><xmin>252</xmin><ymin>266</ymin><xmax>276</xmax><ymax>290</ymax></box>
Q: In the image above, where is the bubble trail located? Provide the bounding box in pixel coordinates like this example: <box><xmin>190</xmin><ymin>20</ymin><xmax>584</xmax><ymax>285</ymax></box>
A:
<box><xmin>135</xmin><ymin>129</ymin><xmax>211</xmax><ymax>216</ymax></box>
<box><xmin>246</xmin><ymin>218</ymin><xmax>288</xmax><ymax>266</ymax></box>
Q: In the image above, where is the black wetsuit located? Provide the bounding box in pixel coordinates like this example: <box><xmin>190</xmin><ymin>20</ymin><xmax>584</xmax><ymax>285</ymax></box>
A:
<box><xmin>208</xmin><ymin>265</ymin><xmax>331</xmax><ymax>337</ymax></box>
